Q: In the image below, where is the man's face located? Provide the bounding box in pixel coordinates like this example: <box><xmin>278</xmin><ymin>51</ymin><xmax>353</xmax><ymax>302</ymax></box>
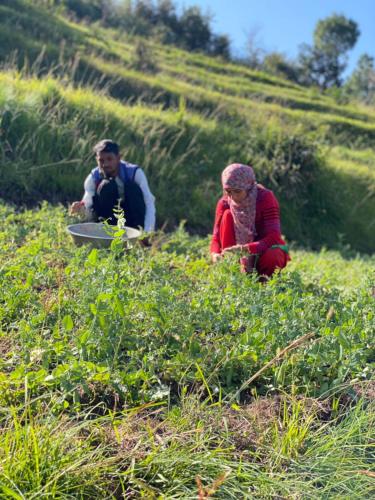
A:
<box><xmin>96</xmin><ymin>152</ymin><xmax>120</xmax><ymax>178</ymax></box>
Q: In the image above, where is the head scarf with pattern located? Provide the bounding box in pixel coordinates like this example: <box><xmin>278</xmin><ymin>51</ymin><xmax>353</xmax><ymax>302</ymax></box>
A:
<box><xmin>221</xmin><ymin>163</ymin><xmax>258</xmax><ymax>245</ymax></box>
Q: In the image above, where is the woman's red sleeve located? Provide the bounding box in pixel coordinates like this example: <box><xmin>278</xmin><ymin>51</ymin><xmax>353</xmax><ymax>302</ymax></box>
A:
<box><xmin>247</xmin><ymin>191</ymin><xmax>282</xmax><ymax>254</ymax></box>
<box><xmin>210</xmin><ymin>198</ymin><xmax>226</xmax><ymax>254</ymax></box>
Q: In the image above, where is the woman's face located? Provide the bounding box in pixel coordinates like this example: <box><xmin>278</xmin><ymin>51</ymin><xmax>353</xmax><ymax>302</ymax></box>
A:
<box><xmin>224</xmin><ymin>188</ymin><xmax>248</xmax><ymax>203</ymax></box>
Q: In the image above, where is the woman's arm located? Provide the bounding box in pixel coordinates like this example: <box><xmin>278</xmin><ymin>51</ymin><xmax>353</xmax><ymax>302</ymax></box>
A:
<box><xmin>210</xmin><ymin>198</ymin><xmax>227</xmax><ymax>255</ymax></box>
<box><xmin>247</xmin><ymin>190</ymin><xmax>282</xmax><ymax>254</ymax></box>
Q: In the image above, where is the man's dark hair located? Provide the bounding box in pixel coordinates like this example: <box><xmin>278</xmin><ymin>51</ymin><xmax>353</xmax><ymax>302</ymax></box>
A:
<box><xmin>93</xmin><ymin>139</ymin><xmax>120</xmax><ymax>155</ymax></box>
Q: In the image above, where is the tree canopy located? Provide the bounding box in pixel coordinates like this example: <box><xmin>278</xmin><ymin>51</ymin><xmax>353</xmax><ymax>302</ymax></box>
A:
<box><xmin>298</xmin><ymin>14</ymin><xmax>360</xmax><ymax>89</ymax></box>
<box><xmin>51</xmin><ymin>0</ymin><xmax>230</xmax><ymax>59</ymax></box>
<box><xmin>345</xmin><ymin>53</ymin><xmax>375</xmax><ymax>104</ymax></box>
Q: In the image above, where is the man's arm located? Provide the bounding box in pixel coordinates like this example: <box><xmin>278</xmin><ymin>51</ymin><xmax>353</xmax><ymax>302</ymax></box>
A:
<box><xmin>82</xmin><ymin>174</ymin><xmax>96</xmax><ymax>209</ymax></box>
<box><xmin>133</xmin><ymin>168</ymin><xmax>156</xmax><ymax>232</ymax></box>
<box><xmin>70</xmin><ymin>174</ymin><xmax>96</xmax><ymax>220</ymax></box>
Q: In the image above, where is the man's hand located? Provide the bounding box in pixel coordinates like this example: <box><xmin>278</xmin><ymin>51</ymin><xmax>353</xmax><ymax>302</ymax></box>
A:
<box><xmin>211</xmin><ymin>252</ymin><xmax>223</xmax><ymax>263</ymax></box>
<box><xmin>139</xmin><ymin>236</ymin><xmax>151</xmax><ymax>248</ymax></box>
<box><xmin>69</xmin><ymin>201</ymin><xmax>86</xmax><ymax>216</ymax></box>
<box><xmin>222</xmin><ymin>244</ymin><xmax>246</xmax><ymax>255</ymax></box>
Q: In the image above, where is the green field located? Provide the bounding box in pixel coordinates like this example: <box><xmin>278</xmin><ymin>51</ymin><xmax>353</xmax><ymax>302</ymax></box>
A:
<box><xmin>0</xmin><ymin>204</ymin><xmax>374</xmax><ymax>497</ymax></box>
<box><xmin>0</xmin><ymin>1</ymin><xmax>374</xmax><ymax>497</ymax></box>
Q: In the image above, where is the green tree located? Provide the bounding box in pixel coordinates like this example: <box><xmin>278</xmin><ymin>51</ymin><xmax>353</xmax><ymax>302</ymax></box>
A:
<box><xmin>244</xmin><ymin>27</ymin><xmax>265</xmax><ymax>69</ymax></box>
<box><xmin>153</xmin><ymin>0</ymin><xmax>179</xmax><ymax>44</ymax></box>
<box><xmin>62</xmin><ymin>0</ymin><xmax>109</xmax><ymax>22</ymax></box>
<box><xmin>179</xmin><ymin>6</ymin><xmax>211</xmax><ymax>52</ymax></box>
<box><xmin>298</xmin><ymin>14</ymin><xmax>360</xmax><ymax>89</ymax></box>
<box><xmin>210</xmin><ymin>34</ymin><xmax>231</xmax><ymax>59</ymax></box>
<box><xmin>262</xmin><ymin>52</ymin><xmax>299</xmax><ymax>82</ymax></box>
<box><xmin>156</xmin><ymin>0</ymin><xmax>178</xmax><ymax>30</ymax></box>
<box><xmin>115</xmin><ymin>0</ymin><xmax>154</xmax><ymax>36</ymax></box>
<box><xmin>345</xmin><ymin>54</ymin><xmax>375</xmax><ymax>104</ymax></box>
<box><xmin>133</xmin><ymin>0</ymin><xmax>156</xmax><ymax>24</ymax></box>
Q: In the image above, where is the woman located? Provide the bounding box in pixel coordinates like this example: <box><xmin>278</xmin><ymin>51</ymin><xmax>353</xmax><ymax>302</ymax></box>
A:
<box><xmin>210</xmin><ymin>163</ymin><xmax>290</xmax><ymax>277</ymax></box>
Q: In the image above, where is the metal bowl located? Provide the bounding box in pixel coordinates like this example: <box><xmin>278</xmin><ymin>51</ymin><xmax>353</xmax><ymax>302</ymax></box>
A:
<box><xmin>67</xmin><ymin>222</ymin><xmax>141</xmax><ymax>248</ymax></box>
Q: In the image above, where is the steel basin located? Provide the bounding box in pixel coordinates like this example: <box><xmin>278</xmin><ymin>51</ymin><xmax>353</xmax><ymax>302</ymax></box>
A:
<box><xmin>67</xmin><ymin>222</ymin><xmax>141</xmax><ymax>248</ymax></box>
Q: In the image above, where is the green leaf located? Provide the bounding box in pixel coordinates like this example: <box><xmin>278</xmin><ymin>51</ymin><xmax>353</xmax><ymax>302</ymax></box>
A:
<box><xmin>87</xmin><ymin>248</ymin><xmax>98</xmax><ymax>265</ymax></box>
<box><xmin>62</xmin><ymin>314</ymin><xmax>74</xmax><ymax>331</ymax></box>
<box><xmin>115</xmin><ymin>296</ymin><xmax>126</xmax><ymax>317</ymax></box>
<box><xmin>0</xmin><ymin>486</ymin><xmax>23</xmax><ymax>500</ymax></box>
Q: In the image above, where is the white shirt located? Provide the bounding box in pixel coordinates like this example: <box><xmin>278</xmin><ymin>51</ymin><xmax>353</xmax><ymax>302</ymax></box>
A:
<box><xmin>82</xmin><ymin>168</ymin><xmax>156</xmax><ymax>232</ymax></box>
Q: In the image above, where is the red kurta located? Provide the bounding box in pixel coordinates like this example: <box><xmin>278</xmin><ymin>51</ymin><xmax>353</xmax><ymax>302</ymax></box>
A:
<box><xmin>210</xmin><ymin>185</ymin><xmax>290</xmax><ymax>276</ymax></box>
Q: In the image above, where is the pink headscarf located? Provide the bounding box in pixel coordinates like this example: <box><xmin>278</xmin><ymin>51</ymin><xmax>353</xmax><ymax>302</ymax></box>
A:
<box><xmin>221</xmin><ymin>163</ymin><xmax>258</xmax><ymax>245</ymax></box>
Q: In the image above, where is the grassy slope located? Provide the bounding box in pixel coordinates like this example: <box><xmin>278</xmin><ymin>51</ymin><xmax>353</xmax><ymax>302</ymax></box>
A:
<box><xmin>0</xmin><ymin>0</ymin><xmax>374</xmax><ymax>252</ymax></box>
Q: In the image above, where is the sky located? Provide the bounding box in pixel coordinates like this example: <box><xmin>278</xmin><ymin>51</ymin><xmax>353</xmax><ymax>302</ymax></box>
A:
<box><xmin>174</xmin><ymin>0</ymin><xmax>375</xmax><ymax>75</ymax></box>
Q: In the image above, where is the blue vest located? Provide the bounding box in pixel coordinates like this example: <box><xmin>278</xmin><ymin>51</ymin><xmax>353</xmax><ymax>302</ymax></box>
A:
<box><xmin>91</xmin><ymin>160</ymin><xmax>139</xmax><ymax>188</ymax></box>
<box><xmin>91</xmin><ymin>160</ymin><xmax>146</xmax><ymax>229</ymax></box>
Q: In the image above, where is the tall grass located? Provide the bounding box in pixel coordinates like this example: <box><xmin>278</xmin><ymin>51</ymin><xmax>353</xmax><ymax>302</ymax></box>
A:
<box><xmin>1</xmin><ymin>392</ymin><xmax>373</xmax><ymax>498</ymax></box>
<box><xmin>0</xmin><ymin>404</ymin><xmax>118</xmax><ymax>499</ymax></box>
<box><xmin>2</xmin><ymin>0</ymin><xmax>375</xmax><ymax>135</ymax></box>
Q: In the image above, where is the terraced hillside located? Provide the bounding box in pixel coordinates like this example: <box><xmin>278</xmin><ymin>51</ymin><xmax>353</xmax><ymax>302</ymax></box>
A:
<box><xmin>0</xmin><ymin>0</ymin><xmax>374</xmax><ymax>251</ymax></box>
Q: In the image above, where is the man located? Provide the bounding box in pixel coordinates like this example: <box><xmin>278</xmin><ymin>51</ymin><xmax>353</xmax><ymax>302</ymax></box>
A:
<box><xmin>70</xmin><ymin>139</ymin><xmax>156</xmax><ymax>232</ymax></box>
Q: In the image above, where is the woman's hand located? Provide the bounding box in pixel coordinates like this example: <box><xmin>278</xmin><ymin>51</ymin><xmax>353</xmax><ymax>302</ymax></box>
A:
<box><xmin>211</xmin><ymin>253</ymin><xmax>223</xmax><ymax>263</ymax></box>
<box><xmin>222</xmin><ymin>244</ymin><xmax>246</xmax><ymax>255</ymax></box>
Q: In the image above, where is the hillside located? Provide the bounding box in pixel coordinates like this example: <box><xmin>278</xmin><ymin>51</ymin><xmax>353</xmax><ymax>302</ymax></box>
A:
<box><xmin>0</xmin><ymin>0</ymin><xmax>374</xmax><ymax>253</ymax></box>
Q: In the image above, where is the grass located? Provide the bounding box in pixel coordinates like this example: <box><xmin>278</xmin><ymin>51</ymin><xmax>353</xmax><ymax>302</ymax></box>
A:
<box><xmin>0</xmin><ymin>391</ymin><xmax>373</xmax><ymax>498</ymax></box>
<box><xmin>0</xmin><ymin>406</ymin><xmax>117</xmax><ymax>499</ymax></box>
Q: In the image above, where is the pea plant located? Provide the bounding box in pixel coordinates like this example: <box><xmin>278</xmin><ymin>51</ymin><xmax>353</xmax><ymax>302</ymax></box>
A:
<box><xmin>0</xmin><ymin>204</ymin><xmax>373</xmax><ymax>411</ymax></box>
